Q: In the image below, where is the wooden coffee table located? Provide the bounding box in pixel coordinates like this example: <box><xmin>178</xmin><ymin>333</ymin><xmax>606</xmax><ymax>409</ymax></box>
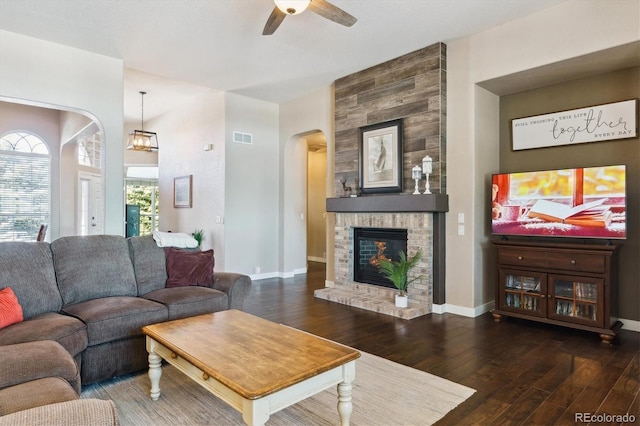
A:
<box><xmin>142</xmin><ymin>310</ymin><xmax>360</xmax><ymax>426</ymax></box>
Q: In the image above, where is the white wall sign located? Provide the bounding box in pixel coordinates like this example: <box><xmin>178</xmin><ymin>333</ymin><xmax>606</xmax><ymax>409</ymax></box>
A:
<box><xmin>511</xmin><ymin>99</ymin><xmax>638</xmax><ymax>151</ymax></box>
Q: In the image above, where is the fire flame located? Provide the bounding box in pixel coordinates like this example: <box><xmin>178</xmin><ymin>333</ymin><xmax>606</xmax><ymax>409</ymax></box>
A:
<box><xmin>369</xmin><ymin>241</ymin><xmax>390</xmax><ymax>267</ymax></box>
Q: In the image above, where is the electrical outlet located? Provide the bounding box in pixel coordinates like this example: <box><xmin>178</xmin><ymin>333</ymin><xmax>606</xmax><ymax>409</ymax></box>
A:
<box><xmin>457</xmin><ymin>224</ymin><xmax>465</xmax><ymax>236</ymax></box>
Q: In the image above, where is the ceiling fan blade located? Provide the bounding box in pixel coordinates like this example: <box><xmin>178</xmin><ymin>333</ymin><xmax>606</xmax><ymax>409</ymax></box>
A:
<box><xmin>308</xmin><ymin>0</ymin><xmax>357</xmax><ymax>27</ymax></box>
<box><xmin>262</xmin><ymin>6</ymin><xmax>287</xmax><ymax>35</ymax></box>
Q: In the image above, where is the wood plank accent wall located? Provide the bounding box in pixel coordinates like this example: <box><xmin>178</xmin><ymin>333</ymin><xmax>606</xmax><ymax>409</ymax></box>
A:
<box><xmin>334</xmin><ymin>42</ymin><xmax>447</xmax><ymax>196</ymax></box>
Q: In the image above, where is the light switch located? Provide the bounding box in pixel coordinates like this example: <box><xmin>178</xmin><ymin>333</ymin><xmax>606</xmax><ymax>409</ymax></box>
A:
<box><xmin>457</xmin><ymin>224</ymin><xmax>465</xmax><ymax>236</ymax></box>
<box><xmin>457</xmin><ymin>213</ymin><xmax>464</xmax><ymax>224</ymax></box>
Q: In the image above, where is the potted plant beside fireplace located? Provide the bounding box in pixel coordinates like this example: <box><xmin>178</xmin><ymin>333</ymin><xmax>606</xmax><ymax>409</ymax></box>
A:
<box><xmin>378</xmin><ymin>249</ymin><xmax>422</xmax><ymax>308</ymax></box>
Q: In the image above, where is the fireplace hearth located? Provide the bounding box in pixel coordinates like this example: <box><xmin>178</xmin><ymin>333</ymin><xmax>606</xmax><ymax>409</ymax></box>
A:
<box><xmin>353</xmin><ymin>228</ymin><xmax>407</xmax><ymax>288</ymax></box>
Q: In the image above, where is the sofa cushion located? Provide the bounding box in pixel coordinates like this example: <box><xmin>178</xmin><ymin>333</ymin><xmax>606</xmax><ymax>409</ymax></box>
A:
<box><xmin>165</xmin><ymin>248</ymin><xmax>214</xmax><ymax>288</ymax></box>
<box><xmin>0</xmin><ymin>312</ymin><xmax>88</xmax><ymax>358</ymax></box>
<box><xmin>0</xmin><ymin>242</ymin><xmax>62</xmax><ymax>319</ymax></box>
<box><xmin>128</xmin><ymin>235</ymin><xmax>168</xmax><ymax>295</ymax></box>
<box><xmin>0</xmin><ymin>287</ymin><xmax>23</xmax><ymax>330</ymax></box>
<box><xmin>0</xmin><ymin>377</ymin><xmax>78</xmax><ymax>416</ymax></box>
<box><xmin>51</xmin><ymin>235</ymin><xmax>138</xmax><ymax>305</ymax></box>
<box><xmin>143</xmin><ymin>287</ymin><xmax>228</xmax><ymax>320</ymax></box>
<box><xmin>62</xmin><ymin>296</ymin><xmax>167</xmax><ymax>346</ymax></box>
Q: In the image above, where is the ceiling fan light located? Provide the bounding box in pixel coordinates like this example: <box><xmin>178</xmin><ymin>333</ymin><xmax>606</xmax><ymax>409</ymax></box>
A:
<box><xmin>274</xmin><ymin>0</ymin><xmax>310</xmax><ymax>15</ymax></box>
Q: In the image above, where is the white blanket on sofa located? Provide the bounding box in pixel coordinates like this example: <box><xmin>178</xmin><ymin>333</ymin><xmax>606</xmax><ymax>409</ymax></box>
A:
<box><xmin>152</xmin><ymin>231</ymin><xmax>198</xmax><ymax>248</ymax></box>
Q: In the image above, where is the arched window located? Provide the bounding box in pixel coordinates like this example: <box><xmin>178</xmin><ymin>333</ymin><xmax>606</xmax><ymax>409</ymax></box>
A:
<box><xmin>77</xmin><ymin>130</ymin><xmax>102</xmax><ymax>168</ymax></box>
<box><xmin>0</xmin><ymin>132</ymin><xmax>51</xmax><ymax>242</ymax></box>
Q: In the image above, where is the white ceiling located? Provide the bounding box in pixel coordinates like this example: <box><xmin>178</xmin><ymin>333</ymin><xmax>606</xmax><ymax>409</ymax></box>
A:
<box><xmin>0</xmin><ymin>0</ymin><xmax>567</xmax><ymax>123</ymax></box>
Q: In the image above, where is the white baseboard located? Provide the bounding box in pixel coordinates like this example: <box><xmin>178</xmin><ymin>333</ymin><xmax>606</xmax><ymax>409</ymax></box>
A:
<box><xmin>249</xmin><ymin>271</ymin><xmax>282</xmax><ymax>281</ymax></box>
<box><xmin>249</xmin><ymin>268</ymin><xmax>308</xmax><ymax>281</ymax></box>
<box><xmin>432</xmin><ymin>301</ymin><xmax>494</xmax><ymax>317</ymax></box>
<box><xmin>620</xmin><ymin>318</ymin><xmax>640</xmax><ymax>332</ymax></box>
<box><xmin>307</xmin><ymin>256</ymin><xmax>326</xmax><ymax>263</ymax></box>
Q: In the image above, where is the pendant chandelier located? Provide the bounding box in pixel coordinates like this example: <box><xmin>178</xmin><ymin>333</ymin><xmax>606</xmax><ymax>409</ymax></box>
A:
<box><xmin>127</xmin><ymin>91</ymin><xmax>159</xmax><ymax>152</ymax></box>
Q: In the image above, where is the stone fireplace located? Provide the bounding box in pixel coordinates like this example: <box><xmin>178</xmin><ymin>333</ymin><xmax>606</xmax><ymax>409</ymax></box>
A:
<box><xmin>315</xmin><ymin>194</ymin><xmax>447</xmax><ymax>319</ymax></box>
<box><xmin>318</xmin><ymin>42</ymin><xmax>448</xmax><ymax>318</ymax></box>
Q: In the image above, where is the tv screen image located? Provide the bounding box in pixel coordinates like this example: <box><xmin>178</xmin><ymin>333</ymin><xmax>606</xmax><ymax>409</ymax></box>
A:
<box><xmin>491</xmin><ymin>165</ymin><xmax>626</xmax><ymax>239</ymax></box>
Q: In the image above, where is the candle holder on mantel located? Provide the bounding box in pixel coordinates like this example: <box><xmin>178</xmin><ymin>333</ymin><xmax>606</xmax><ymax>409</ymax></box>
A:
<box><xmin>422</xmin><ymin>155</ymin><xmax>432</xmax><ymax>194</ymax></box>
<box><xmin>412</xmin><ymin>165</ymin><xmax>422</xmax><ymax>195</ymax></box>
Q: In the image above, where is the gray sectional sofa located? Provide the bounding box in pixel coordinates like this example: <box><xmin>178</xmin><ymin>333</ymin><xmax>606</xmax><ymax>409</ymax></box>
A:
<box><xmin>0</xmin><ymin>234</ymin><xmax>251</xmax><ymax>386</ymax></box>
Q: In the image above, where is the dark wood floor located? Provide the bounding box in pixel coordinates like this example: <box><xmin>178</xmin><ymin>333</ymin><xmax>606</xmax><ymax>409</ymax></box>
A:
<box><xmin>243</xmin><ymin>262</ymin><xmax>640</xmax><ymax>425</ymax></box>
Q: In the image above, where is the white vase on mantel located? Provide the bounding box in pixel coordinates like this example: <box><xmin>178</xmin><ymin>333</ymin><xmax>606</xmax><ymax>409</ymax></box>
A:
<box><xmin>395</xmin><ymin>294</ymin><xmax>408</xmax><ymax>308</ymax></box>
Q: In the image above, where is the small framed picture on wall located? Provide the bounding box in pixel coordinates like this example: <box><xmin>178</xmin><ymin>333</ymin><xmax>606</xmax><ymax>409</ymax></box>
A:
<box><xmin>174</xmin><ymin>175</ymin><xmax>192</xmax><ymax>208</ymax></box>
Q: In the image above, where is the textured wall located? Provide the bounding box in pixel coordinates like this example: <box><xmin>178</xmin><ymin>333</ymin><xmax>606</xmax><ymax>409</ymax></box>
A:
<box><xmin>334</xmin><ymin>43</ymin><xmax>446</xmax><ymax>196</ymax></box>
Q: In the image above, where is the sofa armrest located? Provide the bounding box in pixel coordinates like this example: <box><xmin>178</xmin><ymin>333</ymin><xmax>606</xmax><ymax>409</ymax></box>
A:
<box><xmin>210</xmin><ymin>272</ymin><xmax>251</xmax><ymax>310</ymax></box>
<box><xmin>0</xmin><ymin>341</ymin><xmax>80</xmax><ymax>394</ymax></box>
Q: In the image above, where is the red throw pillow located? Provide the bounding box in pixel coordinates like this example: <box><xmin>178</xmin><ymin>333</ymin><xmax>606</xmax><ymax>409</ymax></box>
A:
<box><xmin>0</xmin><ymin>287</ymin><xmax>24</xmax><ymax>329</ymax></box>
<box><xmin>164</xmin><ymin>248</ymin><xmax>215</xmax><ymax>288</ymax></box>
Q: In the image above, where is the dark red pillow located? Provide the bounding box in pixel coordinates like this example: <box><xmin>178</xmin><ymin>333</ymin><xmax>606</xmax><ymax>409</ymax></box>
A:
<box><xmin>0</xmin><ymin>287</ymin><xmax>24</xmax><ymax>329</ymax></box>
<box><xmin>164</xmin><ymin>248</ymin><xmax>214</xmax><ymax>288</ymax></box>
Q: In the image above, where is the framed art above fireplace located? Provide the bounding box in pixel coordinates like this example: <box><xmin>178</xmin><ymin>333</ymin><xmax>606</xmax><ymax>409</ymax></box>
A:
<box><xmin>359</xmin><ymin>119</ymin><xmax>403</xmax><ymax>194</ymax></box>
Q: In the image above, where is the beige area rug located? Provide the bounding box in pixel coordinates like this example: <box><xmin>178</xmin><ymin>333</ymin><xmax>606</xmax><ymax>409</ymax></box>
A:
<box><xmin>82</xmin><ymin>351</ymin><xmax>475</xmax><ymax>426</ymax></box>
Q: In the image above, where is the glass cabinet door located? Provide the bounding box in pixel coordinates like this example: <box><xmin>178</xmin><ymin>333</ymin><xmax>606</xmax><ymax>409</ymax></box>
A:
<box><xmin>548</xmin><ymin>274</ymin><xmax>603</xmax><ymax>327</ymax></box>
<box><xmin>498</xmin><ymin>268</ymin><xmax>547</xmax><ymax>318</ymax></box>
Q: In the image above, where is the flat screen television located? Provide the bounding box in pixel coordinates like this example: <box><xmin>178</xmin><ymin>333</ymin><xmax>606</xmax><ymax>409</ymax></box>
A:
<box><xmin>491</xmin><ymin>165</ymin><xmax>626</xmax><ymax>240</ymax></box>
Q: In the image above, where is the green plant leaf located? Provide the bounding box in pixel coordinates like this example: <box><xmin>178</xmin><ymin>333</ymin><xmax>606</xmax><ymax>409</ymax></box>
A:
<box><xmin>377</xmin><ymin>249</ymin><xmax>422</xmax><ymax>294</ymax></box>
<box><xmin>192</xmin><ymin>229</ymin><xmax>204</xmax><ymax>246</ymax></box>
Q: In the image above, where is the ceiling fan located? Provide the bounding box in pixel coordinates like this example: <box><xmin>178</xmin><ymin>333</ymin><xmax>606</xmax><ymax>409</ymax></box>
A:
<box><xmin>263</xmin><ymin>0</ymin><xmax>357</xmax><ymax>35</ymax></box>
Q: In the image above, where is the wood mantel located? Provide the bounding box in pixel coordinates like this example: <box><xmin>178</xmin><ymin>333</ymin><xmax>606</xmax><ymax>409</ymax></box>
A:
<box><xmin>326</xmin><ymin>194</ymin><xmax>448</xmax><ymax>213</ymax></box>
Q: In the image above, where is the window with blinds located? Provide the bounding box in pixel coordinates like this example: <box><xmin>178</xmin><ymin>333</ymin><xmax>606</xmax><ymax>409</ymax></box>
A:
<box><xmin>0</xmin><ymin>132</ymin><xmax>51</xmax><ymax>242</ymax></box>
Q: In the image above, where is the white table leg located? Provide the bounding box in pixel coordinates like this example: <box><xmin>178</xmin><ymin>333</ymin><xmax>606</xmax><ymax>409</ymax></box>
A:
<box><xmin>242</xmin><ymin>398</ymin><xmax>270</xmax><ymax>426</ymax></box>
<box><xmin>148</xmin><ymin>351</ymin><xmax>163</xmax><ymax>401</ymax></box>
<box><xmin>337</xmin><ymin>361</ymin><xmax>356</xmax><ymax>426</ymax></box>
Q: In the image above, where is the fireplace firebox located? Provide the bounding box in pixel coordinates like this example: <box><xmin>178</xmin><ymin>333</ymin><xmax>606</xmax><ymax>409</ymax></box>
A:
<box><xmin>353</xmin><ymin>227</ymin><xmax>408</xmax><ymax>288</ymax></box>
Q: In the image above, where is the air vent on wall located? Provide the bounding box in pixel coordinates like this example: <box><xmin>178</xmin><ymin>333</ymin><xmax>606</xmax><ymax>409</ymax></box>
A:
<box><xmin>233</xmin><ymin>131</ymin><xmax>253</xmax><ymax>144</ymax></box>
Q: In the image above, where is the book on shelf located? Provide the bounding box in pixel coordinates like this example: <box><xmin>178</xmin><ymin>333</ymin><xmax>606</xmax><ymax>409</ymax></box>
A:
<box><xmin>576</xmin><ymin>282</ymin><xmax>597</xmax><ymax>300</ymax></box>
<box><xmin>527</xmin><ymin>198</ymin><xmax>612</xmax><ymax>227</ymax></box>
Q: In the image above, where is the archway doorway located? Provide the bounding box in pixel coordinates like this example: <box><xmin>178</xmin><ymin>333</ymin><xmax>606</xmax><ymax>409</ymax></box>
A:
<box><xmin>0</xmin><ymin>99</ymin><xmax>105</xmax><ymax>240</ymax></box>
<box><xmin>282</xmin><ymin>130</ymin><xmax>328</xmax><ymax>275</ymax></box>
<box><xmin>306</xmin><ymin>132</ymin><xmax>327</xmax><ymax>264</ymax></box>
